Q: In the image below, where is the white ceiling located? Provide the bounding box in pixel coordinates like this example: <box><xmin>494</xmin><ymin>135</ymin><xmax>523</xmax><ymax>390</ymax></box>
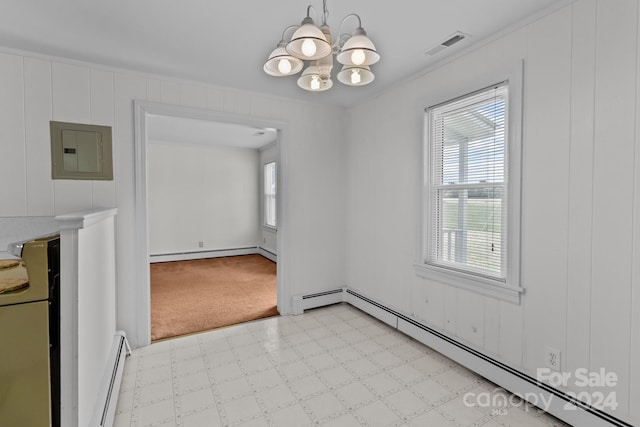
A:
<box><xmin>147</xmin><ymin>114</ymin><xmax>278</xmax><ymax>149</ymax></box>
<box><xmin>0</xmin><ymin>0</ymin><xmax>566</xmax><ymax>107</ymax></box>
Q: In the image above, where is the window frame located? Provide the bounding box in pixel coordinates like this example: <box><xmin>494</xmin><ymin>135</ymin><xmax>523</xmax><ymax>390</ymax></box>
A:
<box><xmin>414</xmin><ymin>61</ymin><xmax>524</xmax><ymax>304</ymax></box>
<box><xmin>263</xmin><ymin>161</ymin><xmax>277</xmax><ymax>230</ymax></box>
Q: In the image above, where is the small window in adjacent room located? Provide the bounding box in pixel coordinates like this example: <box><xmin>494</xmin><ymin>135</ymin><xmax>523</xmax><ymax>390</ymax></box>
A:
<box><xmin>417</xmin><ymin>80</ymin><xmax>522</xmax><ymax>303</ymax></box>
<box><xmin>264</xmin><ymin>161</ymin><xmax>277</xmax><ymax>228</ymax></box>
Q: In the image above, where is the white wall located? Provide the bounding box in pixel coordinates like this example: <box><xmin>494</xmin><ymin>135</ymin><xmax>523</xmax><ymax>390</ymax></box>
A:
<box><xmin>344</xmin><ymin>0</ymin><xmax>639</xmax><ymax>424</ymax></box>
<box><xmin>0</xmin><ymin>49</ymin><xmax>347</xmax><ymax>349</ymax></box>
<box><xmin>147</xmin><ymin>142</ymin><xmax>259</xmax><ymax>255</ymax></box>
<box><xmin>259</xmin><ymin>142</ymin><xmax>278</xmax><ymax>255</ymax></box>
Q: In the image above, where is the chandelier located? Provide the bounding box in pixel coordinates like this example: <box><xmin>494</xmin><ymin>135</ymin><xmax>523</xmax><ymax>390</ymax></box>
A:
<box><xmin>263</xmin><ymin>0</ymin><xmax>380</xmax><ymax>92</ymax></box>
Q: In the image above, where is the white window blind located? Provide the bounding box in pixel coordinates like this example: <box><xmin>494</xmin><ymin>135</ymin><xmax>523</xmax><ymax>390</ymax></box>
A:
<box><xmin>264</xmin><ymin>162</ymin><xmax>277</xmax><ymax>228</ymax></box>
<box><xmin>426</xmin><ymin>82</ymin><xmax>508</xmax><ymax>281</ymax></box>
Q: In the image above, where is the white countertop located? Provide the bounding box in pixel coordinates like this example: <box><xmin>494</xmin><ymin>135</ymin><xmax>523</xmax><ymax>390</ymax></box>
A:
<box><xmin>0</xmin><ymin>216</ymin><xmax>58</xmax><ymax>258</ymax></box>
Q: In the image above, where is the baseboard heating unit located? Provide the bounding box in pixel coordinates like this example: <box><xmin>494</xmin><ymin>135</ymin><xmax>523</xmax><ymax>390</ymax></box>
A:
<box><xmin>292</xmin><ymin>288</ymin><xmax>345</xmax><ymax>314</ymax></box>
<box><xmin>92</xmin><ymin>331</ymin><xmax>131</xmax><ymax>427</ymax></box>
<box><xmin>292</xmin><ymin>287</ymin><xmax>634</xmax><ymax>427</ymax></box>
<box><xmin>150</xmin><ymin>246</ymin><xmax>259</xmax><ymax>263</ymax></box>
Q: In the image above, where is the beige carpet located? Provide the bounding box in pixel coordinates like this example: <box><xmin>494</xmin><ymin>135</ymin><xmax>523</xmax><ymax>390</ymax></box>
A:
<box><xmin>150</xmin><ymin>254</ymin><xmax>278</xmax><ymax>341</ymax></box>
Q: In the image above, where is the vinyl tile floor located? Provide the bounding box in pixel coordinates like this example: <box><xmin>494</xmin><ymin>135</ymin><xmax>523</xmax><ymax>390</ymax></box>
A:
<box><xmin>114</xmin><ymin>303</ymin><xmax>569</xmax><ymax>427</ymax></box>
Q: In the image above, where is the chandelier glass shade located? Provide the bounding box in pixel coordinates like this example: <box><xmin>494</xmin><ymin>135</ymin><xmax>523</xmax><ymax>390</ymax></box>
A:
<box><xmin>297</xmin><ymin>65</ymin><xmax>333</xmax><ymax>91</ymax></box>
<box><xmin>335</xmin><ymin>28</ymin><xmax>380</xmax><ymax>66</ymax></box>
<box><xmin>337</xmin><ymin>65</ymin><xmax>374</xmax><ymax>86</ymax></box>
<box><xmin>286</xmin><ymin>17</ymin><xmax>333</xmax><ymax>61</ymax></box>
<box><xmin>264</xmin><ymin>1</ymin><xmax>379</xmax><ymax>92</ymax></box>
<box><xmin>263</xmin><ymin>42</ymin><xmax>304</xmax><ymax>76</ymax></box>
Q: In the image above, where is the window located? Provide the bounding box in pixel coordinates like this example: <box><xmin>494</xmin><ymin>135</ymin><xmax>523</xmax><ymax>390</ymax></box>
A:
<box><xmin>417</xmin><ymin>81</ymin><xmax>522</xmax><ymax>302</ymax></box>
<box><xmin>264</xmin><ymin>162</ymin><xmax>276</xmax><ymax>228</ymax></box>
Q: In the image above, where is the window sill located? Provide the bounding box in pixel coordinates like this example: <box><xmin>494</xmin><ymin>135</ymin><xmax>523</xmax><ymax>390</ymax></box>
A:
<box><xmin>263</xmin><ymin>225</ymin><xmax>277</xmax><ymax>232</ymax></box>
<box><xmin>414</xmin><ymin>262</ymin><xmax>523</xmax><ymax>304</ymax></box>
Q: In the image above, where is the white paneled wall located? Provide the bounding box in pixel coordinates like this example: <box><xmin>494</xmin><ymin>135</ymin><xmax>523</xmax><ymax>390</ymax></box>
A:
<box><xmin>566</xmin><ymin>0</ymin><xmax>597</xmax><ymax>400</ymax></box>
<box><xmin>0</xmin><ymin>48</ymin><xmax>347</xmax><ymax>349</ymax></box>
<box><xmin>24</xmin><ymin>58</ymin><xmax>54</xmax><ymax>216</ymax></box>
<box><xmin>345</xmin><ymin>0</ymin><xmax>640</xmax><ymax>424</ymax></box>
<box><xmin>589</xmin><ymin>0</ymin><xmax>637</xmax><ymax>415</ymax></box>
<box><xmin>520</xmin><ymin>1</ymin><xmax>571</xmax><ymax>382</ymax></box>
<box><xmin>633</xmin><ymin>3</ymin><xmax>640</xmax><ymax>414</ymax></box>
<box><xmin>0</xmin><ymin>53</ymin><xmax>26</xmax><ymax>216</ymax></box>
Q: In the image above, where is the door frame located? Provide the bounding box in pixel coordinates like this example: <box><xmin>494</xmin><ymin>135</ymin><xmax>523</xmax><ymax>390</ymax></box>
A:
<box><xmin>133</xmin><ymin>100</ymin><xmax>290</xmax><ymax>347</ymax></box>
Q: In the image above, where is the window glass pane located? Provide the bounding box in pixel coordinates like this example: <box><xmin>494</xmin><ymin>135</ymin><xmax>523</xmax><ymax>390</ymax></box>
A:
<box><xmin>427</xmin><ymin>83</ymin><xmax>507</xmax><ymax>279</ymax></box>
<box><xmin>264</xmin><ymin>162</ymin><xmax>276</xmax><ymax>227</ymax></box>
<box><xmin>434</xmin><ymin>96</ymin><xmax>506</xmax><ymax>186</ymax></box>
<box><xmin>437</xmin><ymin>188</ymin><xmax>502</xmax><ymax>274</ymax></box>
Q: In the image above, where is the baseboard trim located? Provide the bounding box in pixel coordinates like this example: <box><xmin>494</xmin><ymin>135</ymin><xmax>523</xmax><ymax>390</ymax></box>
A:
<box><xmin>257</xmin><ymin>247</ymin><xmax>277</xmax><ymax>263</ymax></box>
<box><xmin>149</xmin><ymin>247</ymin><xmax>258</xmax><ymax>263</ymax></box>
<box><xmin>290</xmin><ymin>287</ymin><xmax>632</xmax><ymax>427</ymax></box>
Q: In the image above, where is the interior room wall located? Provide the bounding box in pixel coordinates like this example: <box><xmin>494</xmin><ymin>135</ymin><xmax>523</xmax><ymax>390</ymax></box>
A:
<box><xmin>259</xmin><ymin>142</ymin><xmax>278</xmax><ymax>255</ymax></box>
<box><xmin>344</xmin><ymin>0</ymin><xmax>639</xmax><ymax>424</ymax></box>
<box><xmin>147</xmin><ymin>141</ymin><xmax>260</xmax><ymax>255</ymax></box>
<box><xmin>0</xmin><ymin>48</ymin><xmax>347</xmax><ymax>348</ymax></box>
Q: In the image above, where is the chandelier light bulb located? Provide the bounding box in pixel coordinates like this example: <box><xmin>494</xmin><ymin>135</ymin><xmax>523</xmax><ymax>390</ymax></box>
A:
<box><xmin>301</xmin><ymin>39</ymin><xmax>317</xmax><ymax>57</ymax></box>
<box><xmin>351</xmin><ymin>69</ymin><xmax>361</xmax><ymax>84</ymax></box>
<box><xmin>351</xmin><ymin>49</ymin><xmax>366</xmax><ymax>66</ymax></box>
<box><xmin>310</xmin><ymin>75</ymin><xmax>321</xmax><ymax>90</ymax></box>
<box><xmin>278</xmin><ymin>58</ymin><xmax>292</xmax><ymax>74</ymax></box>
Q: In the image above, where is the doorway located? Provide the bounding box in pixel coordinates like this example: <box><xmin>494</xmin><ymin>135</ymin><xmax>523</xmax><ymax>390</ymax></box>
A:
<box><xmin>134</xmin><ymin>101</ymin><xmax>290</xmax><ymax>347</ymax></box>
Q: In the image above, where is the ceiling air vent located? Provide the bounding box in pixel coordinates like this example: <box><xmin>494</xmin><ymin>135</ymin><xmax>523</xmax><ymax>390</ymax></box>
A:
<box><xmin>425</xmin><ymin>31</ymin><xmax>469</xmax><ymax>56</ymax></box>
